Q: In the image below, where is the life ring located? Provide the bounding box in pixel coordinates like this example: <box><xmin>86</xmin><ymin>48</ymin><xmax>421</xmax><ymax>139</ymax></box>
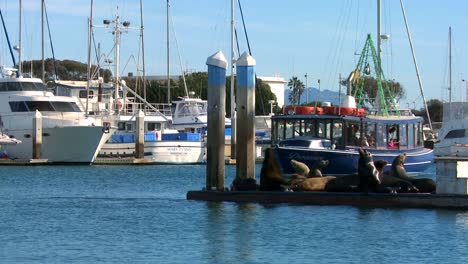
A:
<box><xmin>324</xmin><ymin>106</ymin><xmax>366</xmax><ymax>116</ymax></box>
<box><xmin>284</xmin><ymin>106</ymin><xmax>323</xmax><ymax>115</ymax></box>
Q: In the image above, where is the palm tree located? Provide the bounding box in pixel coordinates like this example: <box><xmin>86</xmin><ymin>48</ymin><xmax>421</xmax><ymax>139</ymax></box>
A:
<box><xmin>288</xmin><ymin>76</ymin><xmax>304</xmax><ymax>105</ymax></box>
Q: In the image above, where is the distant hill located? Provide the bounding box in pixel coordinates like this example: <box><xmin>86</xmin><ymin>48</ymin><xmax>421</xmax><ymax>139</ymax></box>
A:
<box><xmin>284</xmin><ymin>87</ymin><xmax>345</xmax><ymax>105</ymax></box>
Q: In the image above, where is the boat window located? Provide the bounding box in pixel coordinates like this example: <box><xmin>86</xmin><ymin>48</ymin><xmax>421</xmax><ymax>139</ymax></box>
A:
<box><xmin>332</xmin><ymin>120</ymin><xmax>344</xmax><ymax>147</ymax></box>
<box><xmin>415</xmin><ymin>123</ymin><xmax>423</xmax><ymax>146</ymax></box>
<box><xmin>445</xmin><ymin>129</ymin><xmax>466</xmax><ymax>139</ymax></box>
<box><xmin>304</xmin><ymin>120</ymin><xmax>316</xmax><ymax>137</ymax></box>
<box><xmin>147</xmin><ymin>122</ymin><xmax>161</xmax><ymax>131</ymax></box>
<box><xmin>126</xmin><ymin>123</ymin><xmax>133</xmax><ymax>131</ymax></box>
<box><xmin>79</xmin><ymin>90</ymin><xmax>94</xmax><ymax>99</ymax></box>
<box><xmin>345</xmin><ymin>121</ymin><xmax>360</xmax><ymax>146</ymax></box>
<box><xmin>25</xmin><ymin>101</ymin><xmax>55</xmax><ymax>112</ymax></box>
<box><xmin>20</xmin><ymin>82</ymin><xmax>46</xmax><ymax>91</ymax></box>
<box><xmin>118</xmin><ymin>122</ymin><xmax>126</xmax><ymax>131</ymax></box>
<box><xmin>0</xmin><ymin>83</ymin><xmax>7</xmax><ymax>91</ymax></box>
<box><xmin>50</xmin><ymin>102</ymin><xmax>81</xmax><ymax>112</ymax></box>
<box><xmin>5</xmin><ymin>82</ymin><xmax>21</xmax><ymax>91</ymax></box>
<box><xmin>363</xmin><ymin>123</ymin><xmax>376</xmax><ymax>148</ymax></box>
<box><xmin>399</xmin><ymin>124</ymin><xmax>408</xmax><ymax>149</ymax></box>
<box><xmin>408</xmin><ymin>124</ymin><xmax>415</xmax><ymax>148</ymax></box>
<box><xmin>316</xmin><ymin>119</ymin><xmax>332</xmax><ymax>140</ymax></box>
<box><xmin>387</xmin><ymin>124</ymin><xmax>398</xmax><ymax>149</ymax></box>
<box><xmin>9</xmin><ymin>101</ymin><xmax>28</xmax><ymax>112</ymax></box>
<box><xmin>376</xmin><ymin>124</ymin><xmax>387</xmax><ymax>149</ymax></box>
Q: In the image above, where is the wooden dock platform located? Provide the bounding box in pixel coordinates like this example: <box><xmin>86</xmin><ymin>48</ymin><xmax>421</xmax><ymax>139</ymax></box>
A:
<box><xmin>186</xmin><ymin>190</ymin><xmax>468</xmax><ymax>210</ymax></box>
<box><xmin>0</xmin><ymin>159</ymin><xmax>49</xmax><ymax>165</ymax></box>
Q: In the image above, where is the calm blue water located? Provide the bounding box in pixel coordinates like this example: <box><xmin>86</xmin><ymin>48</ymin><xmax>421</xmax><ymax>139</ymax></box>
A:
<box><xmin>1</xmin><ymin>164</ymin><xmax>467</xmax><ymax>263</ymax></box>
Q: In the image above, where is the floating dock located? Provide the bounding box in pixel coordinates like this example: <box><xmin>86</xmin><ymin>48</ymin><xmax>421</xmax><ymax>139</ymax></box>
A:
<box><xmin>187</xmin><ymin>190</ymin><xmax>468</xmax><ymax>210</ymax></box>
<box><xmin>0</xmin><ymin>159</ymin><xmax>49</xmax><ymax>165</ymax></box>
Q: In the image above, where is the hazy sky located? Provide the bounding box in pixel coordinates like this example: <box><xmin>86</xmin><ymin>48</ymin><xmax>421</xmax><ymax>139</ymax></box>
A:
<box><xmin>1</xmin><ymin>0</ymin><xmax>467</xmax><ymax>108</ymax></box>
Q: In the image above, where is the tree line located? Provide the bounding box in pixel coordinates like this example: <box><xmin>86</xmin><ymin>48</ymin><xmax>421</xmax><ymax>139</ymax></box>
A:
<box><xmin>23</xmin><ymin>59</ymin><xmax>278</xmax><ymax>116</ymax></box>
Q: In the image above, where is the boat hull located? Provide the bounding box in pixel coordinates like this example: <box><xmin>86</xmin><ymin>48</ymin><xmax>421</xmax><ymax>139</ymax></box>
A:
<box><xmin>274</xmin><ymin>146</ymin><xmax>434</xmax><ymax>176</ymax></box>
<box><xmin>98</xmin><ymin>141</ymin><xmax>205</xmax><ymax>164</ymax></box>
<box><xmin>3</xmin><ymin>126</ymin><xmax>107</xmax><ymax>163</ymax></box>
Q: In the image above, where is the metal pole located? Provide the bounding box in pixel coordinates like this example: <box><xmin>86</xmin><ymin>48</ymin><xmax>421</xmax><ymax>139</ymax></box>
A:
<box><xmin>449</xmin><ymin>26</ymin><xmax>452</xmax><ymax>104</ymax></box>
<box><xmin>305</xmin><ymin>73</ymin><xmax>308</xmax><ymax>103</ymax></box>
<box><xmin>230</xmin><ymin>0</ymin><xmax>237</xmax><ymax>160</ymax></box>
<box><xmin>399</xmin><ymin>0</ymin><xmax>433</xmax><ymax>131</ymax></box>
<box><xmin>18</xmin><ymin>0</ymin><xmax>22</xmax><ymax>76</ymax></box>
<box><xmin>167</xmin><ymin>0</ymin><xmax>170</xmax><ymax>104</ymax></box>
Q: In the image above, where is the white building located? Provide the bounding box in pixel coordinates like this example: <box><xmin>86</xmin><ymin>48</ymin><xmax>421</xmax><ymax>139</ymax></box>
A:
<box><xmin>258</xmin><ymin>75</ymin><xmax>286</xmax><ymax>108</ymax></box>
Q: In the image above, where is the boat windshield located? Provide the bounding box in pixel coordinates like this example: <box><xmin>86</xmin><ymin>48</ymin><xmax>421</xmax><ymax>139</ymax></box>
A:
<box><xmin>9</xmin><ymin>101</ymin><xmax>82</xmax><ymax>112</ymax></box>
<box><xmin>0</xmin><ymin>81</ymin><xmax>47</xmax><ymax>91</ymax></box>
<box><xmin>176</xmin><ymin>102</ymin><xmax>207</xmax><ymax>117</ymax></box>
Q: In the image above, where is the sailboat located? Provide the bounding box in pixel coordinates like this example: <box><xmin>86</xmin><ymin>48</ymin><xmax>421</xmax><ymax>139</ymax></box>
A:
<box><xmin>271</xmin><ymin>0</ymin><xmax>434</xmax><ymax>175</ymax></box>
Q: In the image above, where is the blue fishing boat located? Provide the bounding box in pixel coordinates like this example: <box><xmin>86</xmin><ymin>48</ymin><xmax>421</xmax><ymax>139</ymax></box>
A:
<box><xmin>272</xmin><ymin>1</ymin><xmax>434</xmax><ymax>175</ymax></box>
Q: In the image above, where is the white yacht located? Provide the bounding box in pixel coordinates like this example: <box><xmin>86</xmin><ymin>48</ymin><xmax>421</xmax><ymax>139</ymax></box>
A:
<box><xmin>54</xmin><ymin>80</ymin><xmax>206</xmax><ymax>164</ymax></box>
<box><xmin>0</xmin><ymin>68</ymin><xmax>111</xmax><ymax>163</ymax></box>
<box><xmin>434</xmin><ymin>102</ymin><xmax>468</xmax><ymax>157</ymax></box>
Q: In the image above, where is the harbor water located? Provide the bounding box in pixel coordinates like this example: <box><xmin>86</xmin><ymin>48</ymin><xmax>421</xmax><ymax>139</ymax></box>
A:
<box><xmin>1</xmin><ymin>164</ymin><xmax>467</xmax><ymax>263</ymax></box>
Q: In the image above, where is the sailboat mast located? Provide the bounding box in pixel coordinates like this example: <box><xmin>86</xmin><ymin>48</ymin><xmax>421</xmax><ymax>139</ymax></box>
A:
<box><xmin>449</xmin><ymin>26</ymin><xmax>452</xmax><ymax>103</ymax></box>
<box><xmin>377</xmin><ymin>0</ymin><xmax>381</xmax><ymax>65</ymax></box>
<box><xmin>41</xmin><ymin>0</ymin><xmax>45</xmax><ymax>81</ymax></box>
<box><xmin>140</xmin><ymin>0</ymin><xmax>146</xmax><ymax>101</ymax></box>
<box><xmin>18</xmin><ymin>0</ymin><xmax>22</xmax><ymax>76</ymax></box>
<box><xmin>399</xmin><ymin>0</ymin><xmax>433</xmax><ymax>131</ymax></box>
<box><xmin>230</xmin><ymin>0</ymin><xmax>237</xmax><ymax>159</ymax></box>
<box><xmin>85</xmin><ymin>0</ymin><xmax>93</xmax><ymax>117</ymax></box>
<box><xmin>167</xmin><ymin>0</ymin><xmax>170</xmax><ymax>104</ymax></box>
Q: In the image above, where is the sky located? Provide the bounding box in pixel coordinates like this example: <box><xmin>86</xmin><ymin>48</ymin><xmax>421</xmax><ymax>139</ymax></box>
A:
<box><xmin>1</xmin><ymin>0</ymin><xmax>468</xmax><ymax>109</ymax></box>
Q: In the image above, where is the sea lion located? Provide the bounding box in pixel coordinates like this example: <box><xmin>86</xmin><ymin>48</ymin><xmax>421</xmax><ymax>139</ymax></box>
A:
<box><xmin>230</xmin><ymin>177</ymin><xmax>258</xmax><ymax>191</ymax></box>
<box><xmin>290</xmin><ymin>159</ymin><xmax>310</xmax><ymax>177</ymax></box>
<box><xmin>324</xmin><ymin>173</ymin><xmax>360</xmax><ymax>192</ymax></box>
<box><xmin>308</xmin><ymin>160</ymin><xmax>330</xmax><ymax>178</ymax></box>
<box><xmin>260</xmin><ymin>148</ymin><xmax>289</xmax><ymax>191</ymax></box>
<box><xmin>294</xmin><ymin>176</ymin><xmax>336</xmax><ymax>191</ymax></box>
<box><xmin>374</xmin><ymin>160</ymin><xmax>418</xmax><ymax>193</ymax></box>
<box><xmin>357</xmin><ymin>148</ymin><xmax>380</xmax><ymax>193</ymax></box>
<box><xmin>390</xmin><ymin>153</ymin><xmax>436</xmax><ymax>193</ymax></box>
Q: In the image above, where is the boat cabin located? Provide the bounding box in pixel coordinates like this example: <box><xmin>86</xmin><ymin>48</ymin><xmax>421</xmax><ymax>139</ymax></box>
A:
<box><xmin>271</xmin><ymin>113</ymin><xmax>425</xmax><ymax>151</ymax></box>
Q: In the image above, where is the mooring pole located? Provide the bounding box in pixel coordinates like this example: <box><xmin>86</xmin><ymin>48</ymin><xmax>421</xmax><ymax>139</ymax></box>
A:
<box><xmin>235</xmin><ymin>51</ymin><xmax>256</xmax><ymax>180</ymax></box>
<box><xmin>33</xmin><ymin>110</ymin><xmax>42</xmax><ymax>159</ymax></box>
<box><xmin>206</xmin><ymin>51</ymin><xmax>228</xmax><ymax>191</ymax></box>
<box><xmin>135</xmin><ymin>109</ymin><xmax>145</xmax><ymax>159</ymax></box>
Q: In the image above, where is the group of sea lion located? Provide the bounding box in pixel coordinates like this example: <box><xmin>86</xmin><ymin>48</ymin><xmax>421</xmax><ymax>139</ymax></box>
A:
<box><xmin>231</xmin><ymin>147</ymin><xmax>436</xmax><ymax>194</ymax></box>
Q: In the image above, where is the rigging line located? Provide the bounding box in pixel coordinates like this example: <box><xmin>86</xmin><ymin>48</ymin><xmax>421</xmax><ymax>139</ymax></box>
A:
<box><xmin>237</xmin><ymin>0</ymin><xmax>251</xmax><ymax>55</ymax></box>
<box><xmin>322</xmin><ymin>0</ymin><xmax>348</xmax><ymax>94</ymax></box>
<box><xmin>43</xmin><ymin>0</ymin><xmax>58</xmax><ymax>80</ymax></box>
<box><xmin>330</xmin><ymin>0</ymin><xmax>353</xmax><ymax>93</ymax></box>
<box><xmin>0</xmin><ymin>9</ymin><xmax>17</xmax><ymax>69</ymax></box>
<box><xmin>169</xmin><ymin>10</ymin><xmax>188</xmax><ymax>97</ymax></box>
<box><xmin>353</xmin><ymin>0</ymin><xmax>360</xmax><ymax>65</ymax></box>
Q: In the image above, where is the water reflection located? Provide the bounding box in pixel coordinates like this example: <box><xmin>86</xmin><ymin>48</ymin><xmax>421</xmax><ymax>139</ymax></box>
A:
<box><xmin>455</xmin><ymin>211</ymin><xmax>468</xmax><ymax>230</ymax></box>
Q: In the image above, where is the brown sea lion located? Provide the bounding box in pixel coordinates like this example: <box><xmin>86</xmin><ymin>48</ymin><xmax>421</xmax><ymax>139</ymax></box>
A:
<box><xmin>308</xmin><ymin>160</ymin><xmax>329</xmax><ymax>178</ymax></box>
<box><xmin>290</xmin><ymin>159</ymin><xmax>310</xmax><ymax>177</ymax></box>
<box><xmin>260</xmin><ymin>148</ymin><xmax>289</xmax><ymax>191</ymax></box>
<box><xmin>390</xmin><ymin>153</ymin><xmax>436</xmax><ymax>193</ymax></box>
<box><xmin>374</xmin><ymin>160</ymin><xmax>418</xmax><ymax>193</ymax></box>
<box><xmin>294</xmin><ymin>176</ymin><xmax>336</xmax><ymax>191</ymax></box>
